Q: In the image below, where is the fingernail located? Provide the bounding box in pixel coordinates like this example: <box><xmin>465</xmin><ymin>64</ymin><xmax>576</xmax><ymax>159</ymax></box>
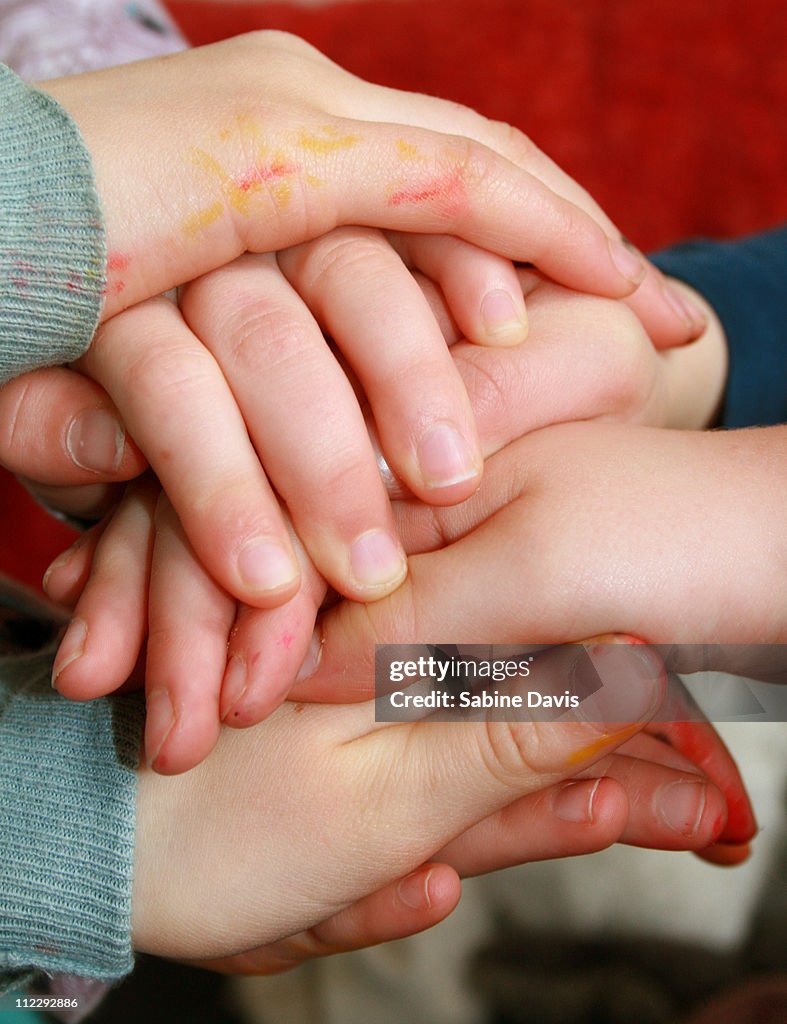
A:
<box><xmin>66</xmin><ymin>408</ymin><xmax>125</xmax><ymax>474</ymax></box>
<box><xmin>349</xmin><ymin>530</ymin><xmax>407</xmax><ymax>592</ymax></box>
<box><xmin>417</xmin><ymin>423</ymin><xmax>480</xmax><ymax>490</ymax></box>
<box><xmin>237</xmin><ymin>540</ymin><xmax>299</xmax><ymax>595</ymax></box>
<box><xmin>295</xmin><ymin>628</ymin><xmax>323</xmax><ymax>682</ymax></box>
<box><xmin>608</xmin><ymin>237</ymin><xmax>646</xmax><ymax>285</ymax></box>
<box><xmin>51</xmin><ymin>618</ymin><xmax>87</xmax><ymax>687</ymax></box>
<box><xmin>480</xmin><ymin>289</ymin><xmax>528</xmax><ymax>344</ymax></box>
<box><xmin>663</xmin><ymin>282</ymin><xmax>708</xmax><ymax>333</ymax></box>
<box><xmin>554</xmin><ymin>779</ymin><xmax>600</xmax><ymax>824</ymax></box>
<box><xmin>574</xmin><ymin>642</ymin><xmax>664</xmax><ymax>726</ymax></box>
<box><xmin>220</xmin><ymin>655</ymin><xmax>247</xmax><ymax>721</ymax></box>
<box><xmin>397</xmin><ymin>867</ymin><xmax>433</xmax><ymax>910</ymax></box>
<box><xmin>656</xmin><ymin>780</ymin><xmax>707</xmax><ymax>836</ymax></box>
<box><xmin>43</xmin><ymin>545</ymin><xmax>78</xmax><ymax>594</ymax></box>
<box><xmin>145</xmin><ymin>689</ymin><xmax>175</xmax><ymax>768</ymax></box>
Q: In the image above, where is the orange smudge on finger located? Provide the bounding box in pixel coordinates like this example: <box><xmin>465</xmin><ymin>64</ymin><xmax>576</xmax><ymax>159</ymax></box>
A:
<box><xmin>566</xmin><ymin>722</ymin><xmax>643</xmax><ymax>767</ymax></box>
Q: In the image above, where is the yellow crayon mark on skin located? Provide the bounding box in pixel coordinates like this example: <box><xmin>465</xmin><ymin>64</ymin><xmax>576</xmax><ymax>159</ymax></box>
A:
<box><xmin>270</xmin><ymin>180</ymin><xmax>292</xmax><ymax>210</ymax></box>
<box><xmin>235</xmin><ymin>112</ymin><xmax>265</xmax><ymax>143</ymax></box>
<box><xmin>192</xmin><ymin>148</ymin><xmax>231</xmax><ymax>184</ymax></box>
<box><xmin>397</xmin><ymin>138</ymin><xmax>425</xmax><ymax>162</ymax></box>
<box><xmin>298</xmin><ymin>127</ymin><xmax>362</xmax><ymax>154</ymax></box>
<box><xmin>182</xmin><ymin>200</ymin><xmax>224</xmax><ymax>237</ymax></box>
<box><xmin>565</xmin><ymin>722</ymin><xmax>642</xmax><ymax>766</ymax></box>
<box><xmin>183</xmin><ymin>137</ymin><xmax>300</xmax><ymax>233</ymax></box>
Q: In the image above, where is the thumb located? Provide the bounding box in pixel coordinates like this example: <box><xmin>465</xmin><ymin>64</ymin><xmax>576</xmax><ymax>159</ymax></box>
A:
<box><xmin>353</xmin><ymin>642</ymin><xmax>667</xmax><ymax>853</ymax></box>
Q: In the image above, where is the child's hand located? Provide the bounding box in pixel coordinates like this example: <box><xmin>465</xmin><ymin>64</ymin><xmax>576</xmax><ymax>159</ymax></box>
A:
<box><xmin>158</xmin><ymin>716</ymin><xmax>749</xmax><ymax>976</ymax></box>
<box><xmin>71</xmin><ymin>226</ymin><xmax>534</xmax><ymax>610</ymax></box>
<box><xmin>306</xmin><ymin>422</ymin><xmax>787</xmax><ymax>676</ymax></box>
<box><xmin>32</xmin><ymin>34</ymin><xmax>704</xmax><ymax>559</ymax></box>
<box><xmin>35</xmin><ymin>272</ymin><xmax>729</xmax><ymax>770</ymax></box>
<box><xmin>128</xmin><ymin>640</ymin><xmax>742</xmax><ymax>962</ymax></box>
<box><xmin>41</xmin><ymin>31</ymin><xmax>692</xmax><ymax>340</ymax></box>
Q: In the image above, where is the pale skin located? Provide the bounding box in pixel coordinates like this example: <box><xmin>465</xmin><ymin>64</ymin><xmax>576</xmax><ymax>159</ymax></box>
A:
<box><xmin>35</xmin><ymin>274</ymin><xmax>726</xmax><ymax>772</ymax></box>
<box><xmin>33</xmin><ymin>31</ymin><xmax>706</xmax><ymax>613</ymax></box>
<box><xmin>0</xmin><ymin>276</ymin><xmax>761</xmax><ymax>972</ymax></box>
<box><xmin>130</xmin><ymin>640</ymin><xmax>751</xmax><ymax>970</ymax></box>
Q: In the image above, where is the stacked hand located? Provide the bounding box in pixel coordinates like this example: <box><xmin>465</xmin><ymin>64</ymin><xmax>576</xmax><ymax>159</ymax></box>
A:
<box><xmin>0</xmin><ymin>31</ymin><xmax>768</xmax><ymax>977</ymax></box>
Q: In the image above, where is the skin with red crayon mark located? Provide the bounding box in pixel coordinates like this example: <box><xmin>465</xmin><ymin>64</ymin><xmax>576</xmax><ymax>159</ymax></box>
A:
<box><xmin>107</xmin><ymin>252</ymin><xmax>131</xmax><ymax>272</ymax></box>
<box><xmin>106</xmin><ymin>251</ymin><xmax>131</xmax><ymax>298</ymax></box>
<box><xmin>388</xmin><ymin>168</ymin><xmax>467</xmax><ymax>214</ymax></box>
<box><xmin>235</xmin><ymin>161</ymin><xmax>298</xmax><ymax>193</ymax></box>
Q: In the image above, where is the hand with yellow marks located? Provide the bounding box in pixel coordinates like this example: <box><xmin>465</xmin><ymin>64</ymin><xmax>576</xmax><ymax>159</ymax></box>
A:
<box><xmin>41</xmin><ymin>31</ymin><xmax>701</xmax><ymax>345</ymax></box>
<box><xmin>29</xmin><ymin>31</ymin><xmax>711</xmax><ymax>613</ymax></box>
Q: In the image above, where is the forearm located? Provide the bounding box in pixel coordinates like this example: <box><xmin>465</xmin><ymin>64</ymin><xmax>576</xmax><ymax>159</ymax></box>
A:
<box><xmin>0</xmin><ymin>64</ymin><xmax>105</xmax><ymax>383</ymax></box>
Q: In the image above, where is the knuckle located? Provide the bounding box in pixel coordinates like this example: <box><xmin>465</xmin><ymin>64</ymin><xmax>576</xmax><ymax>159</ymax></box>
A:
<box><xmin>455</xmin><ymin>347</ymin><xmax>520</xmax><ymax>427</ymax></box>
<box><xmin>298</xmin><ymin>228</ymin><xmax>389</xmax><ymax>294</ymax></box>
<box><xmin>365</xmin><ymin>575</ymin><xmax>420</xmax><ymax>645</ymax></box>
<box><xmin>229</xmin><ymin>30</ymin><xmax>320</xmax><ymax>76</ymax></box>
<box><xmin>478</xmin><ymin>719</ymin><xmax>556</xmax><ymax>788</ymax></box>
<box><xmin>291</xmin><ymin>450</ymin><xmax>379</xmax><ymax>525</ymax></box>
<box><xmin>485</xmin><ymin>119</ymin><xmax>538</xmax><ymax>166</ymax></box>
<box><xmin>225</xmin><ymin>300</ymin><xmax>317</xmax><ymax>372</ymax></box>
<box><xmin>124</xmin><ymin>339</ymin><xmax>218</xmax><ymax>411</ymax></box>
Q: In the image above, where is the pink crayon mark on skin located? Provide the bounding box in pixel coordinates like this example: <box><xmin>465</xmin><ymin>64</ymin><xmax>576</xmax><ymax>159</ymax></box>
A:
<box><xmin>388</xmin><ymin>168</ymin><xmax>467</xmax><ymax>214</ymax></box>
<box><xmin>235</xmin><ymin>161</ymin><xmax>298</xmax><ymax>193</ymax></box>
<box><xmin>107</xmin><ymin>252</ymin><xmax>131</xmax><ymax>272</ymax></box>
<box><xmin>104</xmin><ymin>252</ymin><xmax>130</xmax><ymax>295</ymax></box>
<box><xmin>186</xmin><ymin>143</ymin><xmax>301</xmax><ymax>230</ymax></box>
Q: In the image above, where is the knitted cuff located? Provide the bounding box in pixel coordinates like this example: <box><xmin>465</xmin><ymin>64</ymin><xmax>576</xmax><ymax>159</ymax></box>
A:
<box><xmin>0</xmin><ymin>63</ymin><xmax>106</xmax><ymax>383</ymax></box>
<box><xmin>651</xmin><ymin>226</ymin><xmax>787</xmax><ymax>429</ymax></box>
<box><xmin>0</xmin><ymin>647</ymin><xmax>143</xmax><ymax>989</ymax></box>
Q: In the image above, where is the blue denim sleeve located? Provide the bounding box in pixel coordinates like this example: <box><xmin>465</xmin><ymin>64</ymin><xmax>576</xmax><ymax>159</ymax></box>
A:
<box><xmin>651</xmin><ymin>226</ymin><xmax>787</xmax><ymax>428</ymax></box>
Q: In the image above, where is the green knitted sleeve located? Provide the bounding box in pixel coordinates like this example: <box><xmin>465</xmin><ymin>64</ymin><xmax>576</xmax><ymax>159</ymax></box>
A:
<box><xmin>0</xmin><ymin>644</ymin><xmax>143</xmax><ymax>990</ymax></box>
<box><xmin>0</xmin><ymin>63</ymin><xmax>106</xmax><ymax>382</ymax></box>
